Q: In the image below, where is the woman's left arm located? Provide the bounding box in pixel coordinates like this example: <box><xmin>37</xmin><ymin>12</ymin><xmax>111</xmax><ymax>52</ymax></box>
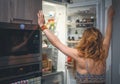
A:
<box><xmin>37</xmin><ymin>10</ymin><xmax>80</xmax><ymax>60</ymax></box>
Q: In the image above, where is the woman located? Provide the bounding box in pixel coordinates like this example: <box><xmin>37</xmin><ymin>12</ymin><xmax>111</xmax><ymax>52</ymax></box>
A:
<box><xmin>37</xmin><ymin>6</ymin><xmax>114</xmax><ymax>84</ymax></box>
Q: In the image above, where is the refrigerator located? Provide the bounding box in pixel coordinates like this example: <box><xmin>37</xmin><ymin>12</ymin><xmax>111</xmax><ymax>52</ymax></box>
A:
<box><xmin>42</xmin><ymin>0</ymin><xmax>105</xmax><ymax>84</ymax></box>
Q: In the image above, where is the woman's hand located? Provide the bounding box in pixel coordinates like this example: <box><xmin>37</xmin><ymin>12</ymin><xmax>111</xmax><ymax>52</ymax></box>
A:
<box><xmin>37</xmin><ymin>10</ymin><xmax>45</xmax><ymax>27</ymax></box>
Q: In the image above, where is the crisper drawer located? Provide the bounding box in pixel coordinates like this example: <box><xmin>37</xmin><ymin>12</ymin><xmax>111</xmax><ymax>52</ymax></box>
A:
<box><xmin>41</xmin><ymin>71</ymin><xmax>64</xmax><ymax>84</ymax></box>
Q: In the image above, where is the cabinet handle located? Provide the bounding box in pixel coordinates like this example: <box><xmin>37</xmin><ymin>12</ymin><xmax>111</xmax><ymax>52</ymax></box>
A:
<box><xmin>10</xmin><ymin>18</ymin><xmax>33</xmax><ymax>24</ymax></box>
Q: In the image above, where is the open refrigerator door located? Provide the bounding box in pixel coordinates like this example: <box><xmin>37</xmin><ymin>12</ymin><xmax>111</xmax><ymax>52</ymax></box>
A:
<box><xmin>42</xmin><ymin>1</ymin><xmax>66</xmax><ymax>84</ymax></box>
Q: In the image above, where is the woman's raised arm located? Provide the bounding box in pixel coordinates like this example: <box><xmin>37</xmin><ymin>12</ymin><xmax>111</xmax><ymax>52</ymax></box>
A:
<box><xmin>37</xmin><ymin>10</ymin><xmax>81</xmax><ymax>60</ymax></box>
<box><xmin>103</xmin><ymin>6</ymin><xmax>115</xmax><ymax>58</ymax></box>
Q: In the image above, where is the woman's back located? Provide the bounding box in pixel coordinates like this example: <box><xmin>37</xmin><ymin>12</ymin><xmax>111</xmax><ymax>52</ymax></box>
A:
<box><xmin>76</xmin><ymin>58</ymin><xmax>106</xmax><ymax>75</ymax></box>
<box><xmin>75</xmin><ymin>58</ymin><xmax>106</xmax><ymax>84</ymax></box>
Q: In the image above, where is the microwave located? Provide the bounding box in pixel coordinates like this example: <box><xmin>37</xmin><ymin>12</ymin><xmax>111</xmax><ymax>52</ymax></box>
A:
<box><xmin>0</xmin><ymin>22</ymin><xmax>42</xmax><ymax>83</ymax></box>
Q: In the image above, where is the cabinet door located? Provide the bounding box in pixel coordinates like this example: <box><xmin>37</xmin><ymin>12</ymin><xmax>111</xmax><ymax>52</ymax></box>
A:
<box><xmin>12</xmin><ymin>0</ymin><xmax>42</xmax><ymax>24</ymax></box>
<box><xmin>0</xmin><ymin>0</ymin><xmax>11</xmax><ymax>22</ymax></box>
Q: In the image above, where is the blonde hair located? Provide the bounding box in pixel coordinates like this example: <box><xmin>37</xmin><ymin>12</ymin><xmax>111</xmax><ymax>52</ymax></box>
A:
<box><xmin>75</xmin><ymin>27</ymin><xmax>105</xmax><ymax>61</ymax></box>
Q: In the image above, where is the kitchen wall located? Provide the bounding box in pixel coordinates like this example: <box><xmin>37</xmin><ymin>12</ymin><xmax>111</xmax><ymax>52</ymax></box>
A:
<box><xmin>105</xmin><ymin>0</ymin><xmax>112</xmax><ymax>84</ymax></box>
<box><xmin>112</xmin><ymin>0</ymin><xmax>120</xmax><ymax>83</ymax></box>
<box><xmin>104</xmin><ymin>0</ymin><xmax>120</xmax><ymax>83</ymax></box>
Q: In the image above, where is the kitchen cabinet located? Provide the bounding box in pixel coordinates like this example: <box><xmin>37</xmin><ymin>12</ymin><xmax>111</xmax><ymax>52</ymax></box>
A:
<box><xmin>11</xmin><ymin>0</ymin><xmax>41</xmax><ymax>24</ymax></box>
<box><xmin>0</xmin><ymin>0</ymin><xmax>11</xmax><ymax>22</ymax></box>
<box><xmin>0</xmin><ymin>0</ymin><xmax>42</xmax><ymax>24</ymax></box>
